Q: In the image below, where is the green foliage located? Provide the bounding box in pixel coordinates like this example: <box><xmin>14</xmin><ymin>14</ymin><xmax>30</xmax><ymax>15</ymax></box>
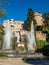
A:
<box><xmin>0</xmin><ymin>0</ymin><xmax>9</xmax><ymax>18</ymax></box>
<box><xmin>0</xmin><ymin>39</ymin><xmax>3</xmax><ymax>49</ymax></box>
<box><xmin>42</xmin><ymin>45</ymin><xmax>49</xmax><ymax>56</ymax></box>
<box><xmin>37</xmin><ymin>40</ymin><xmax>47</xmax><ymax>49</ymax></box>
<box><xmin>45</xmin><ymin>29</ymin><xmax>49</xmax><ymax>42</ymax></box>
<box><xmin>0</xmin><ymin>24</ymin><xmax>4</xmax><ymax>37</ymax></box>
<box><xmin>0</xmin><ymin>24</ymin><xmax>4</xmax><ymax>33</ymax></box>
<box><xmin>0</xmin><ymin>8</ymin><xmax>7</xmax><ymax>18</ymax></box>
<box><xmin>44</xmin><ymin>13</ymin><xmax>49</xmax><ymax>29</ymax></box>
<box><xmin>25</xmin><ymin>8</ymin><xmax>36</xmax><ymax>31</ymax></box>
<box><xmin>0</xmin><ymin>24</ymin><xmax>4</xmax><ymax>49</ymax></box>
<box><xmin>35</xmin><ymin>26</ymin><xmax>43</xmax><ymax>31</ymax></box>
<box><xmin>0</xmin><ymin>53</ymin><xmax>6</xmax><ymax>57</ymax></box>
<box><xmin>44</xmin><ymin>13</ymin><xmax>49</xmax><ymax>43</ymax></box>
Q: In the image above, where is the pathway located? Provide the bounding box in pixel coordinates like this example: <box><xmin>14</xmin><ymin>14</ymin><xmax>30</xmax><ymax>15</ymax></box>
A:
<box><xmin>0</xmin><ymin>58</ymin><xmax>31</xmax><ymax>65</ymax></box>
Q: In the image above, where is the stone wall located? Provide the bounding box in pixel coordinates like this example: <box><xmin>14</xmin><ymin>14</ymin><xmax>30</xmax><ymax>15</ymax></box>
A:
<box><xmin>36</xmin><ymin>31</ymin><xmax>46</xmax><ymax>40</ymax></box>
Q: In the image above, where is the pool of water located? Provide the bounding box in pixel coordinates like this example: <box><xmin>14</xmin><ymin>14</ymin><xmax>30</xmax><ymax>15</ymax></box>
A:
<box><xmin>23</xmin><ymin>58</ymin><xmax>49</xmax><ymax>65</ymax></box>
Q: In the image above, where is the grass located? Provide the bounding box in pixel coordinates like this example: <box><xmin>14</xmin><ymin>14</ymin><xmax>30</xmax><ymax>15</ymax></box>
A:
<box><xmin>0</xmin><ymin>53</ymin><xmax>6</xmax><ymax>57</ymax></box>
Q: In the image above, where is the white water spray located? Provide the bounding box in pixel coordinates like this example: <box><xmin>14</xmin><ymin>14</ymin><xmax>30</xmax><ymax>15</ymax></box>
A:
<box><xmin>27</xmin><ymin>21</ymin><xmax>36</xmax><ymax>50</ymax></box>
<box><xmin>3</xmin><ymin>20</ymin><xmax>12</xmax><ymax>50</ymax></box>
<box><xmin>14</xmin><ymin>31</ymin><xmax>20</xmax><ymax>43</ymax></box>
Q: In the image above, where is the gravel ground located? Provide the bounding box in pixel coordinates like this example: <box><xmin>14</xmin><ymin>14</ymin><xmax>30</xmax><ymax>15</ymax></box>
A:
<box><xmin>0</xmin><ymin>58</ymin><xmax>31</xmax><ymax>65</ymax></box>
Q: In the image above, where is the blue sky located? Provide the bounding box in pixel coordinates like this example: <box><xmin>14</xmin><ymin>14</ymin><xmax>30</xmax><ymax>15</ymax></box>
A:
<box><xmin>0</xmin><ymin>0</ymin><xmax>49</xmax><ymax>23</ymax></box>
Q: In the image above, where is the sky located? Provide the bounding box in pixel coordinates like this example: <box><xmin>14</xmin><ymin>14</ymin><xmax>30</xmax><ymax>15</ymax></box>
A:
<box><xmin>0</xmin><ymin>0</ymin><xmax>49</xmax><ymax>23</ymax></box>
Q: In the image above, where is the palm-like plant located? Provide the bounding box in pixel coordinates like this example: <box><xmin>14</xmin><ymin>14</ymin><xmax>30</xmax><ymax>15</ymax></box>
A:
<box><xmin>0</xmin><ymin>8</ymin><xmax>7</xmax><ymax>18</ymax></box>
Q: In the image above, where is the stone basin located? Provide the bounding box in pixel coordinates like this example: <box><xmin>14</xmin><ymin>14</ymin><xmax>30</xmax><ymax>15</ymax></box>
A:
<box><xmin>3</xmin><ymin>50</ymin><xmax>16</xmax><ymax>54</ymax></box>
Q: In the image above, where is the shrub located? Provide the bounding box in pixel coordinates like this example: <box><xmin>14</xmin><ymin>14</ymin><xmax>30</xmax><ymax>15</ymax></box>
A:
<box><xmin>0</xmin><ymin>53</ymin><xmax>6</xmax><ymax>57</ymax></box>
<box><xmin>36</xmin><ymin>40</ymin><xmax>47</xmax><ymax>53</ymax></box>
<box><xmin>37</xmin><ymin>40</ymin><xmax>47</xmax><ymax>49</ymax></box>
<box><xmin>42</xmin><ymin>45</ymin><xmax>49</xmax><ymax>56</ymax></box>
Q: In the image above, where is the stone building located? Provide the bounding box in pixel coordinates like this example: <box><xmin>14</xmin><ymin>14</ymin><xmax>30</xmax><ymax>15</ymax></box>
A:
<box><xmin>3</xmin><ymin>19</ymin><xmax>24</xmax><ymax>32</ymax></box>
<box><xmin>34</xmin><ymin>12</ymin><xmax>46</xmax><ymax>41</ymax></box>
<box><xmin>3</xmin><ymin>12</ymin><xmax>46</xmax><ymax>41</ymax></box>
<box><xmin>2</xmin><ymin>12</ymin><xmax>46</xmax><ymax>51</ymax></box>
<box><xmin>34</xmin><ymin>12</ymin><xmax>44</xmax><ymax>26</ymax></box>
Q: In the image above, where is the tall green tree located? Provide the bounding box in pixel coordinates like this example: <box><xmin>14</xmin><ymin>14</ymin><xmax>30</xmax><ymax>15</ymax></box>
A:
<box><xmin>25</xmin><ymin>8</ymin><xmax>36</xmax><ymax>31</ymax></box>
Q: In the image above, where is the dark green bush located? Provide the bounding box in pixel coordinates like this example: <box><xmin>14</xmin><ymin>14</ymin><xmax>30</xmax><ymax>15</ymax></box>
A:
<box><xmin>42</xmin><ymin>45</ymin><xmax>49</xmax><ymax>56</ymax></box>
<box><xmin>35</xmin><ymin>26</ymin><xmax>43</xmax><ymax>31</ymax></box>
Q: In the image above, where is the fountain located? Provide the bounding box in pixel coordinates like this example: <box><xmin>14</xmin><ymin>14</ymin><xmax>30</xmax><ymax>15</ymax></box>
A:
<box><xmin>14</xmin><ymin>31</ymin><xmax>20</xmax><ymax>43</ymax></box>
<box><xmin>2</xmin><ymin>20</ymin><xmax>16</xmax><ymax>57</ymax></box>
<box><xmin>3</xmin><ymin>20</ymin><xmax>12</xmax><ymax>50</ymax></box>
<box><xmin>27</xmin><ymin>21</ymin><xmax>36</xmax><ymax>51</ymax></box>
<box><xmin>2</xmin><ymin>20</ymin><xmax>36</xmax><ymax>54</ymax></box>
